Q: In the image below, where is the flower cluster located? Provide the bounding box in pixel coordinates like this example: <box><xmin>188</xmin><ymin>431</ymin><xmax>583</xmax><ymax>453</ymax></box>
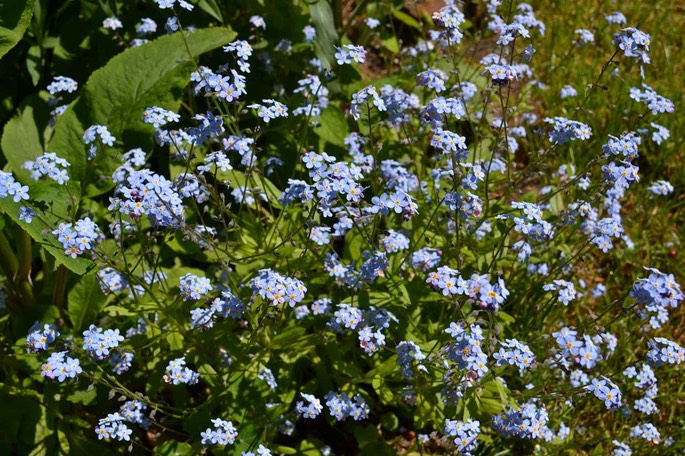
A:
<box><xmin>645</xmin><ymin>338</ymin><xmax>684</xmax><ymax>367</ymax></box>
<box><xmin>324</xmin><ymin>391</ymin><xmax>369</xmax><ymax>421</ymax></box>
<box><xmin>83</xmin><ymin>324</ymin><xmax>125</xmax><ymax>360</ymax></box>
<box><xmin>136</xmin><ymin>18</ymin><xmax>157</xmax><ymax>35</ymax></box>
<box><xmin>427</xmin><ymin>268</ymin><xmax>509</xmax><ymax>311</ymax></box>
<box><xmin>41</xmin><ymin>351</ymin><xmax>82</xmax><ymax>382</ymax></box>
<box><xmin>102</xmin><ymin>17</ymin><xmax>123</xmax><ymax>30</ymax></box>
<box><xmin>110</xmin><ymin>168</ymin><xmax>185</xmax><ymax>228</ymax></box>
<box><xmin>190</xmin><ymin>65</ymin><xmax>247</xmax><ymax>103</ymax></box>
<box><xmin>350</xmin><ymin>85</ymin><xmax>386</xmax><ymax>120</ymax></box>
<box><xmin>163</xmin><ymin>357</ymin><xmax>199</xmax><ymax>385</ymax></box>
<box><xmin>493</xmin><ymin>339</ymin><xmax>535</xmax><ymax>375</ymax></box>
<box><xmin>53</xmin><ymin>217</ymin><xmax>101</xmax><ymax>258</ymax></box>
<box><xmin>26</xmin><ymin>322</ymin><xmax>60</xmax><ymax>353</ymax></box>
<box><xmin>630</xmin><ymin>422</ymin><xmax>660</xmax><ymax>444</ymax></box>
<box><xmin>200</xmin><ymin>418</ymin><xmax>238</xmax><ymax>446</ymax></box>
<box><xmin>118</xmin><ymin>401</ymin><xmax>151</xmax><ymax>431</ymax></box>
<box><xmin>511</xmin><ymin>201</ymin><xmax>554</xmax><ymax>241</ymax></box>
<box><xmin>612</xmin><ymin>27</ymin><xmax>651</xmax><ymax>64</ymax></box>
<box><xmin>416</xmin><ymin>69</ymin><xmax>448</xmax><ymax>92</ymax></box>
<box><xmin>409</xmin><ymin>247</ymin><xmax>442</xmax><ymax>271</ymax></box>
<box><xmin>248</xmin><ymin>99</ymin><xmax>289</xmax><ymax>123</ymax></box>
<box><xmin>630</xmin><ymin>268</ymin><xmax>683</xmax><ymax>329</ymax></box>
<box><xmin>179</xmin><ymin>273</ymin><xmax>212</xmax><ymax>301</ymax></box>
<box><xmin>584</xmin><ymin>376</ymin><xmax>622</xmax><ymax>409</ymax></box>
<box><xmin>0</xmin><ymin>171</ymin><xmax>30</xmax><ymax>203</ymax></box>
<box><xmin>296</xmin><ymin>393</ymin><xmax>323</xmax><ymax>419</ymax></box>
<box><xmin>328</xmin><ymin>304</ymin><xmax>396</xmax><ymax>355</ymax></box>
<box><xmin>543</xmin><ymin>280</ymin><xmax>579</xmax><ymax>305</ymax></box>
<box><xmin>249</xmin><ymin>269</ymin><xmax>307</xmax><ymax>306</ymax></box>
<box><xmin>94</xmin><ymin>413</ymin><xmax>133</xmax><ymax>441</ymax></box>
<box><xmin>647</xmin><ymin>180</ymin><xmax>674</xmax><ymax>196</ymax></box>
<box><xmin>396</xmin><ymin>341</ymin><xmax>427</xmax><ymax>379</ymax></box>
<box><xmin>142</xmin><ymin>106</ymin><xmax>180</xmax><ymax>128</ymax></box>
<box><xmin>629</xmin><ymin>84</ymin><xmax>675</xmax><ymax>115</ymax></box>
<box><xmin>334</xmin><ymin>44</ymin><xmax>366</xmax><ymax>64</ymax></box>
<box><xmin>444</xmin><ymin>323</ymin><xmax>488</xmax><ymax>379</ymax></box>
<box><xmin>491</xmin><ymin>400</ymin><xmax>550</xmax><ymax>439</ymax></box>
<box><xmin>46</xmin><ymin>76</ymin><xmax>78</xmax><ymax>94</ymax></box>
<box><xmin>444</xmin><ymin>418</ymin><xmax>480</xmax><ymax>454</ymax></box>
<box><xmin>23</xmin><ymin>152</ymin><xmax>70</xmax><ymax>183</ymax></box>
<box><xmin>544</xmin><ymin>117</ymin><xmax>592</xmax><ymax>144</ymax></box>
<box><xmin>110</xmin><ymin>351</ymin><xmax>134</xmax><ymax>375</ymax></box>
<box><xmin>552</xmin><ymin>327</ymin><xmax>613</xmax><ymax>370</ymax></box>
<box><xmin>154</xmin><ymin>0</ymin><xmax>193</xmax><ymax>11</ymax></box>
<box><xmin>190</xmin><ymin>290</ymin><xmax>245</xmax><ymax>330</ymax></box>
<box><xmin>258</xmin><ymin>367</ymin><xmax>278</xmax><ymax>390</ymax></box>
<box><xmin>83</xmin><ymin>124</ymin><xmax>116</xmax><ymax>159</ymax></box>
<box><xmin>223</xmin><ymin>39</ymin><xmax>253</xmax><ymax>73</ymax></box>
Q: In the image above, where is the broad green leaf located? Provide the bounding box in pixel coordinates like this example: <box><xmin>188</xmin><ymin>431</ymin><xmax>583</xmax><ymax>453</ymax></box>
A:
<box><xmin>1</xmin><ymin>101</ymin><xmax>43</xmax><ymax>183</ymax></box>
<box><xmin>67</xmin><ymin>273</ymin><xmax>107</xmax><ymax>331</ymax></box>
<box><xmin>0</xmin><ymin>0</ymin><xmax>36</xmax><ymax>59</ymax></box>
<box><xmin>48</xmin><ymin>27</ymin><xmax>237</xmax><ymax>196</ymax></box>
<box><xmin>314</xmin><ymin>106</ymin><xmax>348</xmax><ymax>146</ymax></box>
<box><xmin>308</xmin><ymin>0</ymin><xmax>338</xmax><ymax>70</ymax></box>
<box><xmin>0</xmin><ymin>180</ymin><xmax>93</xmax><ymax>274</ymax></box>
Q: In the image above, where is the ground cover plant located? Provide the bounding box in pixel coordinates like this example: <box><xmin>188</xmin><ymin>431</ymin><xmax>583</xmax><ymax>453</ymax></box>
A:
<box><xmin>0</xmin><ymin>0</ymin><xmax>683</xmax><ymax>454</ymax></box>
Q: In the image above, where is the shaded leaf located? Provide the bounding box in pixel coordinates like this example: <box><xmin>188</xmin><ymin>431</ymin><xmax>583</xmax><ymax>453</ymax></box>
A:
<box><xmin>314</xmin><ymin>105</ymin><xmax>349</xmax><ymax>146</ymax></box>
<box><xmin>1</xmin><ymin>101</ymin><xmax>43</xmax><ymax>183</ymax></box>
<box><xmin>308</xmin><ymin>0</ymin><xmax>338</xmax><ymax>70</ymax></box>
<box><xmin>67</xmin><ymin>273</ymin><xmax>107</xmax><ymax>331</ymax></box>
<box><xmin>0</xmin><ymin>0</ymin><xmax>36</xmax><ymax>59</ymax></box>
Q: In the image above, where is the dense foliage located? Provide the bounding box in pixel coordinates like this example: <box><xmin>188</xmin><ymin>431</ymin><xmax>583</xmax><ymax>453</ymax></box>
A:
<box><xmin>0</xmin><ymin>0</ymin><xmax>683</xmax><ymax>454</ymax></box>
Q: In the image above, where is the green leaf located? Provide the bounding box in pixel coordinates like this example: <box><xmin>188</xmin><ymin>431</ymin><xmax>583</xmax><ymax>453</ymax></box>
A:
<box><xmin>392</xmin><ymin>10</ymin><xmax>420</xmax><ymax>29</ymax></box>
<box><xmin>153</xmin><ymin>440</ymin><xmax>194</xmax><ymax>456</ymax></box>
<box><xmin>0</xmin><ymin>180</ymin><xmax>93</xmax><ymax>275</ymax></box>
<box><xmin>314</xmin><ymin>106</ymin><xmax>349</xmax><ymax>146</ymax></box>
<box><xmin>67</xmin><ymin>273</ymin><xmax>107</xmax><ymax>331</ymax></box>
<box><xmin>0</xmin><ymin>0</ymin><xmax>36</xmax><ymax>59</ymax></box>
<box><xmin>1</xmin><ymin>101</ymin><xmax>43</xmax><ymax>183</ymax></box>
<box><xmin>194</xmin><ymin>0</ymin><xmax>224</xmax><ymax>23</ymax></box>
<box><xmin>26</xmin><ymin>45</ymin><xmax>41</xmax><ymax>86</ymax></box>
<box><xmin>166</xmin><ymin>332</ymin><xmax>184</xmax><ymax>351</ymax></box>
<box><xmin>308</xmin><ymin>0</ymin><xmax>338</xmax><ymax>70</ymax></box>
<box><xmin>48</xmin><ymin>27</ymin><xmax>237</xmax><ymax>196</ymax></box>
<box><xmin>381</xmin><ymin>34</ymin><xmax>399</xmax><ymax>53</ymax></box>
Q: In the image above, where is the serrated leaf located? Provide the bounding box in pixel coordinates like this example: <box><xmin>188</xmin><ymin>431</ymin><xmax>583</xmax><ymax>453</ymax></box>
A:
<box><xmin>48</xmin><ymin>27</ymin><xmax>237</xmax><ymax>197</ymax></box>
<box><xmin>0</xmin><ymin>0</ymin><xmax>36</xmax><ymax>59</ymax></box>
<box><xmin>67</xmin><ymin>273</ymin><xmax>107</xmax><ymax>331</ymax></box>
